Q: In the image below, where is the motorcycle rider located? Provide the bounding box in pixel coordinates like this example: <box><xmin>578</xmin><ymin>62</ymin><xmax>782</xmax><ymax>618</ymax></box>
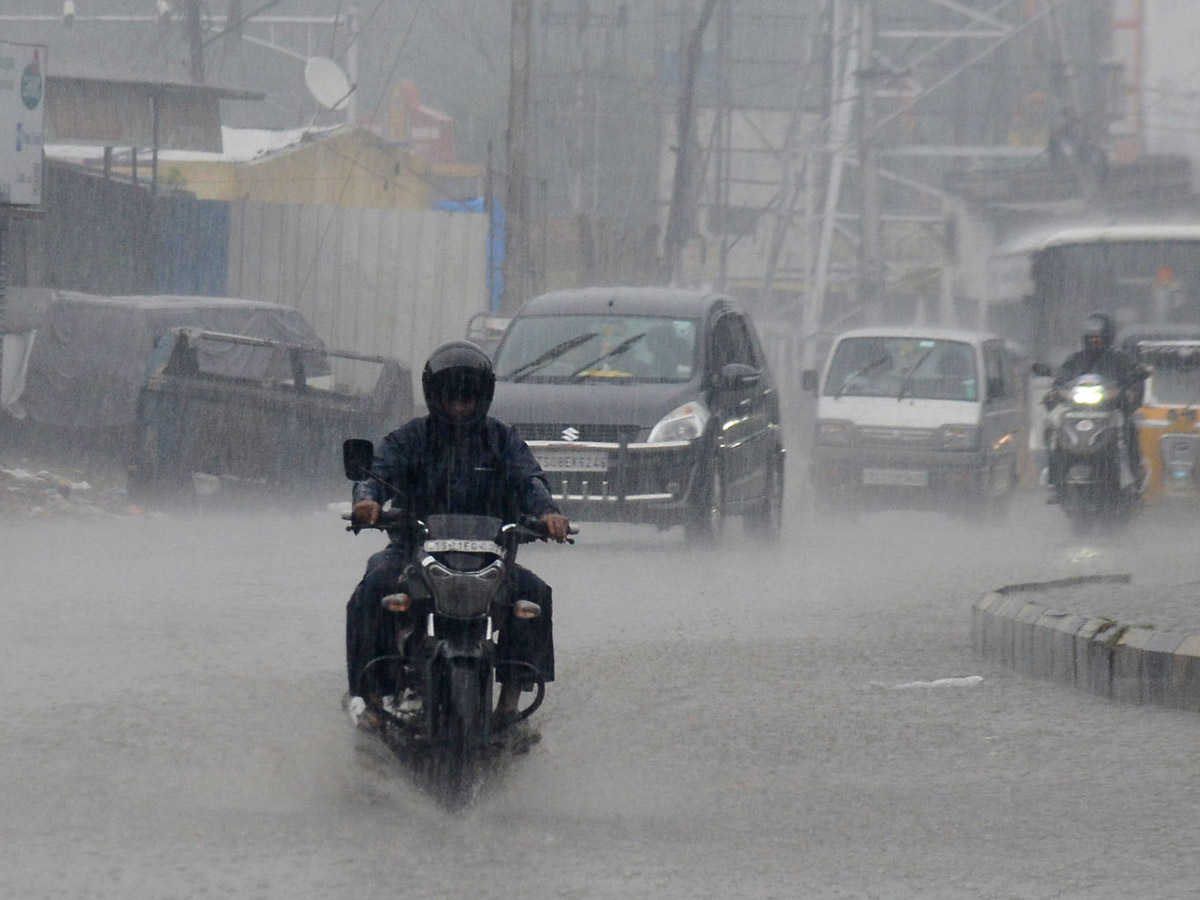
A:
<box><xmin>1045</xmin><ymin>311</ymin><xmax>1146</xmax><ymax>503</ymax></box>
<box><xmin>346</xmin><ymin>340</ymin><xmax>571</xmax><ymax>727</ymax></box>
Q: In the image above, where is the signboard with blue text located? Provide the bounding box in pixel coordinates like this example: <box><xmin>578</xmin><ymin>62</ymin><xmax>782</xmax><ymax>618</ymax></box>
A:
<box><xmin>0</xmin><ymin>41</ymin><xmax>46</xmax><ymax>206</ymax></box>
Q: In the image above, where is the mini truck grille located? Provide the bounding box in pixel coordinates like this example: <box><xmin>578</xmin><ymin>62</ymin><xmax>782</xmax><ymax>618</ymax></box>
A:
<box><xmin>857</xmin><ymin>426</ymin><xmax>937</xmax><ymax>446</ymax></box>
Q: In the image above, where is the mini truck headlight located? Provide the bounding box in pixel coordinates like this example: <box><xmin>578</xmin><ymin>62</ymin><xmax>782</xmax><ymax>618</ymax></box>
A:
<box><xmin>816</xmin><ymin>419</ymin><xmax>853</xmax><ymax>446</ymax></box>
<box><xmin>647</xmin><ymin>400</ymin><xmax>711</xmax><ymax>443</ymax></box>
<box><xmin>939</xmin><ymin>423</ymin><xmax>980</xmax><ymax>450</ymax></box>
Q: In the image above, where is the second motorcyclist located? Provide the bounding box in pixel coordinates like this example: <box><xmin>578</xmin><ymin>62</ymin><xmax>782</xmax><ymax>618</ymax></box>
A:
<box><xmin>1045</xmin><ymin>311</ymin><xmax>1146</xmax><ymax>503</ymax></box>
<box><xmin>345</xmin><ymin>340</ymin><xmax>571</xmax><ymax>728</ymax></box>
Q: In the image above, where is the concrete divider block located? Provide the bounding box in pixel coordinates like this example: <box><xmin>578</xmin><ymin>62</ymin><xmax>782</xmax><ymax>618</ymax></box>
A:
<box><xmin>1031</xmin><ymin>612</ymin><xmax>1077</xmax><ymax>681</ymax></box>
<box><xmin>1112</xmin><ymin>627</ymin><xmax>1155</xmax><ymax>704</ymax></box>
<box><xmin>972</xmin><ymin>593</ymin><xmax>1005</xmax><ymax>657</ymax></box>
<box><xmin>1165</xmin><ymin>636</ymin><xmax>1200</xmax><ymax>711</ymax></box>
<box><xmin>1013</xmin><ymin>603</ymin><xmax>1049</xmax><ymax>675</ymax></box>
<box><xmin>1048</xmin><ymin>614</ymin><xmax>1088</xmax><ymax>685</ymax></box>
<box><xmin>1142</xmin><ymin>631</ymin><xmax>1187</xmax><ymax>706</ymax></box>
<box><xmin>991</xmin><ymin>596</ymin><xmax>1020</xmax><ymax>664</ymax></box>
<box><xmin>1077</xmin><ymin>619</ymin><xmax>1116</xmax><ymax>698</ymax></box>
<box><xmin>973</xmin><ymin>593</ymin><xmax>1003</xmax><ymax>656</ymax></box>
<box><xmin>998</xmin><ymin>598</ymin><xmax>1037</xmax><ymax>665</ymax></box>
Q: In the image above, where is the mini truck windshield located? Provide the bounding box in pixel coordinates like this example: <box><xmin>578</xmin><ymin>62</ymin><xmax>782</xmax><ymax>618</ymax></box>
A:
<box><xmin>825</xmin><ymin>337</ymin><xmax>979</xmax><ymax>401</ymax></box>
<box><xmin>495</xmin><ymin>315</ymin><xmax>699</xmax><ymax>384</ymax></box>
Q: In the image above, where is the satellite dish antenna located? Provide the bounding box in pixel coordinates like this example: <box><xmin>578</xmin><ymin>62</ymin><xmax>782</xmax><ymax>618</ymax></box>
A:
<box><xmin>304</xmin><ymin>56</ymin><xmax>353</xmax><ymax>111</ymax></box>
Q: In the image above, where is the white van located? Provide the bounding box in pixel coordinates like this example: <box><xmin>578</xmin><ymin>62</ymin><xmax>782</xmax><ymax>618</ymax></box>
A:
<box><xmin>803</xmin><ymin>326</ymin><xmax>1021</xmax><ymax>516</ymax></box>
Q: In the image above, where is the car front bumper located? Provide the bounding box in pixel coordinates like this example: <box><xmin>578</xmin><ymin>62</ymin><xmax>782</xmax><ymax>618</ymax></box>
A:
<box><xmin>527</xmin><ymin>439</ymin><xmax>703</xmax><ymax>523</ymax></box>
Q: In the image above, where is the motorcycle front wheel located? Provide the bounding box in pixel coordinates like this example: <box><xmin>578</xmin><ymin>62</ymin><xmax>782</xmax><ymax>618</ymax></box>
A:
<box><xmin>425</xmin><ymin>666</ymin><xmax>487</xmax><ymax>810</ymax></box>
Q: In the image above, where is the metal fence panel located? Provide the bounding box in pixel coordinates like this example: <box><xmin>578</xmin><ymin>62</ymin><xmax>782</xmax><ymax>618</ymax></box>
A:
<box><xmin>227</xmin><ymin>202</ymin><xmax>488</xmax><ymax>403</ymax></box>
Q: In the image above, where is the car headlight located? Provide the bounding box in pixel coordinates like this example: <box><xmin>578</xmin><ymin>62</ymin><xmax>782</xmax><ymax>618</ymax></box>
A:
<box><xmin>647</xmin><ymin>400</ymin><xmax>710</xmax><ymax>443</ymax></box>
<box><xmin>816</xmin><ymin>419</ymin><xmax>853</xmax><ymax>446</ymax></box>
<box><xmin>939</xmin><ymin>423</ymin><xmax>980</xmax><ymax>450</ymax></box>
<box><xmin>1071</xmin><ymin>383</ymin><xmax>1106</xmax><ymax>405</ymax></box>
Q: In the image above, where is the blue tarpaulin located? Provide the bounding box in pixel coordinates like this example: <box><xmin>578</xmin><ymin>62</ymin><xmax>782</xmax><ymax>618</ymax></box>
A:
<box><xmin>434</xmin><ymin>196</ymin><xmax>504</xmax><ymax>312</ymax></box>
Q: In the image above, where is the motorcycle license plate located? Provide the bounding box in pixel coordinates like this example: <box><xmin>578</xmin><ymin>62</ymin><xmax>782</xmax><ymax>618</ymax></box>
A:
<box><xmin>423</xmin><ymin>539</ymin><xmax>503</xmax><ymax>555</ymax></box>
<box><xmin>862</xmin><ymin>467</ymin><xmax>929</xmax><ymax>487</ymax></box>
<box><xmin>534</xmin><ymin>449</ymin><xmax>609</xmax><ymax>472</ymax></box>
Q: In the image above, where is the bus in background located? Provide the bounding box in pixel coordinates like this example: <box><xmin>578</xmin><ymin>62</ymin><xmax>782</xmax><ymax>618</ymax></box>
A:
<box><xmin>987</xmin><ymin>223</ymin><xmax>1200</xmax><ymax>367</ymax></box>
<box><xmin>985</xmin><ymin>223</ymin><xmax>1200</xmax><ymax>484</ymax></box>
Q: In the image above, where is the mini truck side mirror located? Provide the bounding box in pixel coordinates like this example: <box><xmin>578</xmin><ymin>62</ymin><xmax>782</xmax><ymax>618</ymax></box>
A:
<box><xmin>343</xmin><ymin>438</ymin><xmax>375</xmax><ymax>481</ymax></box>
<box><xmin>801</xmin><ymin>369</ymin><xmax>819</xmax><ymax>393</ymax></box>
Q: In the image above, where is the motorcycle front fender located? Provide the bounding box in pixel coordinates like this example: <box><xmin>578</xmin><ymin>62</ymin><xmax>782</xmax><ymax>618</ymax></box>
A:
<box><xmin>426</xmin><ymin>641</ymin><xmax>493</xmax><ymax>738</ymax></box>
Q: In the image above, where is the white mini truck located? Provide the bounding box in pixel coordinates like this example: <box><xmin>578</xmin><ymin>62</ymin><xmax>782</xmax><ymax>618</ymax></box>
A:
<box><xmin>804</xmin><ymin>326</ymin><xmax>1021</xmax><ymax>518</ymax></box>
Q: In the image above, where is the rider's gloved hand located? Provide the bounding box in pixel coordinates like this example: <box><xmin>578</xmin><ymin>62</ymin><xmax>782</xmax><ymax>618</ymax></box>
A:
<box><xmin>352</xmin><ymin>499</ymin><xmax>381</xmax><ymax>527</ymax></box>
<box><xmin>541</xmin><ymin>513</ymin><xmax>571</xmax><ymax>543</ymax></box>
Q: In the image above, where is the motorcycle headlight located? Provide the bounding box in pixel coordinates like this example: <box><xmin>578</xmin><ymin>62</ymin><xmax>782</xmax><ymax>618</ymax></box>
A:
<box><xmin>816</xmin><ymin>419</ymin><xmax>853</xmax><ymax>446</ymax></box>
<box><xmin>647</xmin><ymin>400</ymin><xmax>710</xmax><ymax>443</ymax></box>
<box><xmin>1071</xmin><ymin>383</ymin><xmax>1106</xmax><ymax>405</ymax></box>
<box><xmin>939</xmin><ymin>424</ymin><xmax>980</xmax><ymax>450</ymax></box>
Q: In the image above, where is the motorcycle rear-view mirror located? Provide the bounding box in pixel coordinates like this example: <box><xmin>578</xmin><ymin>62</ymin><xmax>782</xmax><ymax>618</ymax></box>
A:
<box><xmin>342</xmin><ymin>438</ymin><xmax>375</xmax><ymax>481</ymax></box>
<box><xmin>1031</xmin><ymin>362</ymin><xmax>1053</xmax><ymax>377</ymax></box>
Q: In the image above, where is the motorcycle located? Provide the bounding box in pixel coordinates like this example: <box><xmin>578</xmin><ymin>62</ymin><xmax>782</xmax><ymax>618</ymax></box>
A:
<box><xmin>341</xmin><ymin>438</ymin><xmax>575</xmax><ymax>809</ymax></box>
<box><xmin>1043</xmin><ymin>373</ymin><xmax>1143</xmax><ymax>534</ymax></box>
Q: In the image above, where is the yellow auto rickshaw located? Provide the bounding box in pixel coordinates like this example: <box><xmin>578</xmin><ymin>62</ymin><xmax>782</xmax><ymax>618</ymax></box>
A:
<box><xmin>1122</xmin><ymin>325</ymin><xmax>1200</xmax><ymax>507</ymax></box>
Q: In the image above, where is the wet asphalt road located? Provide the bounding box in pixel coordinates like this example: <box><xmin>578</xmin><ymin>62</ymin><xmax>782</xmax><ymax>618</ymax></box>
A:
<box><xmin>4</xmin><ymin>486</ymin><xmax>1200</xmax><ymax>900</ymax></box>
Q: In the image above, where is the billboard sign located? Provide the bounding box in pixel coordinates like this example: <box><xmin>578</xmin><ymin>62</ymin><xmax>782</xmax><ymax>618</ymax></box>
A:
<box><xmin>0</xmin><ymin>41</ymin><xmax>46</xmax><ymax>206</ymax></box>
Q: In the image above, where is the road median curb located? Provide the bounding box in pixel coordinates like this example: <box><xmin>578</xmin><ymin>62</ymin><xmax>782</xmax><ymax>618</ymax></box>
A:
<box><xmin>972</xmin><ymin>575</ymin><xmax>1200</xmax><ymax>711</ymax></box>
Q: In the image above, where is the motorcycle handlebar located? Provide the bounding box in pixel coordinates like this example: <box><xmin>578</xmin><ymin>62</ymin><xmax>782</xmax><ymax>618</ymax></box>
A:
<box><xmin>343</xmin><ymin>510</ymin><xmax>578</xmax><ymax>542</ymax></box>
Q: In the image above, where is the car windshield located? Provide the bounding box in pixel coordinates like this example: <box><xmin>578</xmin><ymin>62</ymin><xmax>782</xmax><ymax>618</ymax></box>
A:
<box><xmin>825</xmin><ymin>337</ymin><xmax>979</xmax><ymax>401</ymax></box>
<box><xmin>495</xmin><ymin>314</ymin><xmax>699</xmax><ymax>384</ymax></box>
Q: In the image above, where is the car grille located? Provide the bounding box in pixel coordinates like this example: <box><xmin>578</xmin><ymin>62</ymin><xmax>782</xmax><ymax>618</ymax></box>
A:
<box><xmin>513</xmin><ymin>423</ymin><xmax>642</xmax><ymax>444</ymax></box>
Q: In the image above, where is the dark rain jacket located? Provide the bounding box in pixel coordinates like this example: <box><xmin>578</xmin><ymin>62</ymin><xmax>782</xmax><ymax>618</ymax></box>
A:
<box><xmin>1053</xmin><ymin>348</ymin><xmax>1146</xmax><ymax>408</ymax></box>
<box><xmin>352</xmin><ymin>415</ymin><xmax>560</xmax><ymax>544</ymax></box>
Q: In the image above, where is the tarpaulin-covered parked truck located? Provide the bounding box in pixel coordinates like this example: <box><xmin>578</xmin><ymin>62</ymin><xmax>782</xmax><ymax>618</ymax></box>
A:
<box><xmin>131</xmin><ymin>327</ymin><xmax>411</xmax><ymax>500</ymax></box>
<box><xmin>2</xmin><ymin>289</ymin><xmax>411</xmax><ymax>502</ymax></box>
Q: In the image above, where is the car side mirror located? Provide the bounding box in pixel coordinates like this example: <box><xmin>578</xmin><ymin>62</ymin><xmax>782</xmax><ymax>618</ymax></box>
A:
<box><xmin>343</xmin><ymin>438</ymin><xmax>375</xmax><ymax>481</ymax></box>
<box><xmin>719</xmin><ymin>362</ymin><xmax>761</xmax><ymax>390</ymax></box>
<box><xmin>801</xmin><ymin>369</ymin><xmax>818</xmax><ymax>393</ymax></box>
<box><xmin>1031</xmin><ymin>362</ymin><xmax>1053</xmax><ymax>378</ymax></box>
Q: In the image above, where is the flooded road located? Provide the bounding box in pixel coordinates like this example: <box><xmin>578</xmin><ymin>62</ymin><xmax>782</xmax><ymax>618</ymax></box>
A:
<box><xmin>4</xmin><ymin>493</ymin><xmax>1200</xmax><ymax>899</ymax></box>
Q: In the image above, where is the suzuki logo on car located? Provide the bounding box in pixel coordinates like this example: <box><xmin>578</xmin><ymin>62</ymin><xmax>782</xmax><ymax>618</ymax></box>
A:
<box><xmin>562</xmin><ymin>426</ymin><xmax>580</xmax><ymax>442</ymax></box>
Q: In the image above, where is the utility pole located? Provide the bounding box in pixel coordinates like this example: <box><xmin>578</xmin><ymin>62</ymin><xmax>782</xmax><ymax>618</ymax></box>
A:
<box><xmin>663</xmin><ymin>0</ymin><xmax>720</xmax><ymax>286</ymax></box>
<box><xmin>184</xmin><ymin>0</ymin><xmax>205</xmax><ymax>84</ymax></box>
<box><xmin>502</xmin><ymin>0</ymin><xmax>533</xmax><ymax>313</ymax></box>
<box><xmin>857</xmin><ymin>0</ymin><xmax>884</xmax><ymax>325</ymax></box>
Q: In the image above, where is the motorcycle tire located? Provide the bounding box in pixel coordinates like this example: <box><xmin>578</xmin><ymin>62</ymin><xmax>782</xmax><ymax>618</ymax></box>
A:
<box><xmin>427</xmin><ymin>666</ymin><xmax>486</xmax><ymax>810</ymax></box>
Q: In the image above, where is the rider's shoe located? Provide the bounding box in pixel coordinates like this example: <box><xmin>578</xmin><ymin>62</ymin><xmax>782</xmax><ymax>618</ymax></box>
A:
<box><xmin>342</xmin><ymin>692</ymin><xmax>382</xmax><ymax>731</ymax></box>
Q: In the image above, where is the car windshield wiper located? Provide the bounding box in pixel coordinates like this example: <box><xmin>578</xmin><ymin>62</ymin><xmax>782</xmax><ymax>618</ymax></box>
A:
<box><xmin>568</xmin><ymin>332</ymin><xmax>647</xmax><ymax>380</ymax></box>
<box><xmin>504</xmin><ymin>332</ymin><xmax>598</xmax><ymax>382</ymax></box>
<box><xmin>896</xmin><ymin>346</ymin><xmax>937</xmax><ymax>402</ymax></box>
<box><xmin>834</xmin><ymin>354</ymin><xmax>891</xmax><ymax>399</ymax></box>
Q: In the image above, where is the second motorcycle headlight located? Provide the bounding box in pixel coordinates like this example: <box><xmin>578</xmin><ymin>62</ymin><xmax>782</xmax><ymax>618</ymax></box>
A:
<box><xmin>647</xmin><ymin>400</ymin><xmax>710</xmax><ymax>443</ymax></box>
<box><xmin>1071</xmin><ymin>383</ymin><xmax>1106</xmax><ymax>405</ymax></box>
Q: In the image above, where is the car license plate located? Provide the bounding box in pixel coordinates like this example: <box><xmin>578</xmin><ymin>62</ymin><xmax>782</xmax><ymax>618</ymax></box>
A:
<box><xmin>862</xmin><ymin>467</ymin><xmax>928</xmax><ymax>487</ymax></box>
<box><xmin>534</xmin><ymin>449</ymin><xmax>609</xmax><ymax>472</ymax></box>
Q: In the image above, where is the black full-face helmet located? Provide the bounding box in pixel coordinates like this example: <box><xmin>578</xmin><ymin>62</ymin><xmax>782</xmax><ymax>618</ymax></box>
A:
<box><xmin>421</xmin><ymin>340</ymin><xmax>496</xmax><ymax>424</ymax></box>
<box><xmin>1081</xmin><ymin>312</ymin><xmax>1115</xmax><ymax>353</ymax></box>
